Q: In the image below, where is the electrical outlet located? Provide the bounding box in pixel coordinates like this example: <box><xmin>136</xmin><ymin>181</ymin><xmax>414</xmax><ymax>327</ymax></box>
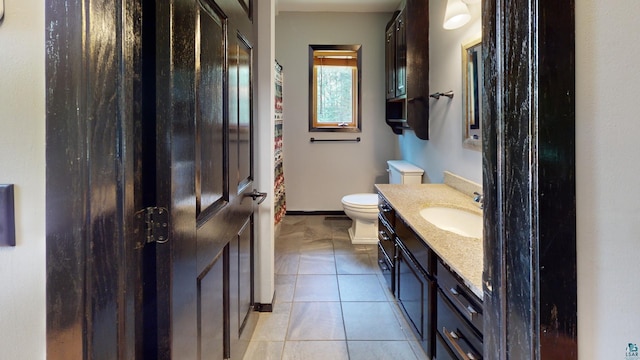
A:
<box><xmin>0</xmin><ymin>184</ymin><xmax>16</xmax><ymax>247</ymax></box>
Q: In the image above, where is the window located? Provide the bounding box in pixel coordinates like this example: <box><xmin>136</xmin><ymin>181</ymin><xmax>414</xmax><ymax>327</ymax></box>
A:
<box><xmin>309</xmin><ymin>45</ymin><xmax>362</xmax><ymax>132</ymax></box>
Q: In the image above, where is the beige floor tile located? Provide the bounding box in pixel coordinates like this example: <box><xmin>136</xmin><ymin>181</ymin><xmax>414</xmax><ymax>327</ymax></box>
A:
<box><xmin>298</xmin><ymin>254</ymin><xmax>336</xmax><ymax>275</ymax></box>
<box><xmin>389</xmin><ymin>299</ymin><xmax>422</xmax><ymax>341</ymax></box>
<box><xmin>243</xmin><ymin>341</ymin><xmax>284</xmax><ymax>360</ymax></box>
<box><xmin>275</xmin><ymin>253</ymin><xmax>300</xmax><ymax>275</ymax></box>
<box><xmin>347</xmin><ymin>340</ymin><xmax>419</xmax><ymax>360</ymax></box>
<box><xmin>337</xmin><ymin>274</ymin><xmax>388</xmax><ymax>302</ymax></box>
<box><xmin>409</xmin><ymin>340</ymin><xmax>430</xmax><ymax>359</ymax></box>
<box><xmin>299</xmin><ymin>238</ymin><xmax>334</xmax><ymax>254</ymax></box>
<box><xmin>304</xmin><ymin>226</ymin><xmax>333</xmax><ymax>241</ymax></box>
<box><xmin>250</xmin><ymin>302</ymin><xmax>291</xmax><ymax>341</ymax></box>
<box><xmin>282</xmin><ymin>341</ymin><xmax>349</xmax><ymax>360</ymax></box>
<box><xmin>375</xmin><ymin>272</ymin><xmax>396</xmax><ymax>301</ymax></box>
<box><xmin>275</xmin><ymin>275</ymin><xmax>296</xmax><ymax>303</ymax></box>
<box><xmin>332</xmin><ymin>238</ymin><xmax>373</xmax><ymax>255</ymax></box>
<box><xmin>335</xmin><ymin>253</ymin><xmax>378</xmax><ymax>274</ymax></box>
<box><xmin>293</xmin><ymin>274</ymin><xmax>340</xmax><ymax>302</ymax></box>
<box><xmin>342</xmin><ymin>302</ymin><xmax>407</xmax><ymax>340</ymax></box>
<box><xmin>287</xmin><ymin>302</ymin><xmax>345</xmax><ymax>341</ymax></box>
<box><xmin>245</xmin><ymin>215</ymin><xmax>433</xmax><ymax>359</ymax></box>
<box><xmin>275</xmin><ymin>237</ymin><xmax>302</xmax><ymax>254</ymax></box>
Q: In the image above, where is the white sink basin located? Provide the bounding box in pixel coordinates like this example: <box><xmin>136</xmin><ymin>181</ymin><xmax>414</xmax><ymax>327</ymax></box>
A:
<box><xmin>419</xmin><ymin>206</ymin><xmax>483</xmax><ymax>239</ymax></box>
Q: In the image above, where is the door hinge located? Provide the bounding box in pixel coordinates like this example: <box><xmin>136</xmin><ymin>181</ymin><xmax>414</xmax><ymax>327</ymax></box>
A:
<box><xmin>135</xmin><ymin>207</ymin><xmax>169</xmax><ymax>245</ymax></box>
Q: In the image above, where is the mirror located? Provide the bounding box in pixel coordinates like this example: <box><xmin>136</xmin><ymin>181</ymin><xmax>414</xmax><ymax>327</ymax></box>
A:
<box><xmin>462</xmin><ymin>37</ymin><xmax>482</xmax><ymax>151</ymax></box>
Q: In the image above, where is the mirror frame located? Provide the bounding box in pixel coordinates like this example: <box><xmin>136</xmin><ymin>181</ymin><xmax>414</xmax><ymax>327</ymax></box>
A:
<box><xmin>462</xmin><ymin>36</ymin><xmax>482</xmax><ymax>151</ymax></box>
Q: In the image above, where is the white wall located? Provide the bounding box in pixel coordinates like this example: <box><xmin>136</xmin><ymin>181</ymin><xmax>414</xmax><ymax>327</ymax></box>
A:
<box><xmin>0</xmin><ymin>0</ymin><xmax>46</xmax><ymax>359</ymax></box>
<box><xmin>275</xmin><ymin>12</ymin><xmax>398</xmax><ymax>211</ymax></box>
<box><xmin>254</xmin><ymin>0</ymin><xmax>276</xmax><ymax>305</ymax></box>
<box><xmin>576</xmin><ymin>0</ymin><xmax>640</xmax><ymax>358</ymax></box>
<box><xmin>398</xmin><ymin>0</ymin><xmax>483</xmax><ymax>184</ymax></box>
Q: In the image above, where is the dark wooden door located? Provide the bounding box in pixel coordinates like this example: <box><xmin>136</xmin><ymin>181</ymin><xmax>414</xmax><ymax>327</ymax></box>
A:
<box><xmin>153</xmin><ymin>0</ymin><xmax>256</xmax><ymax>359</ymax></box>
<box><xmin>46</xmin><ymin>0</ymin><xmax>256</xmax><ymax>358</ymax></box>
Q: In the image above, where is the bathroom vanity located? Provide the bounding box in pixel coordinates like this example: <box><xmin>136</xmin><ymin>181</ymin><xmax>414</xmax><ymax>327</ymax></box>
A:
<box><xmin>375</xmin><ymin>183</ymin><xmax>483</xmax><ymax>359</ymax></box>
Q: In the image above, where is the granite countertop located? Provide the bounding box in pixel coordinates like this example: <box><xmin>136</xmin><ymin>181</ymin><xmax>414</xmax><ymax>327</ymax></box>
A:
<box><xmin>375</xmin><ymin>183</ymin><xmax>484</xmax><ymax>299</ymax></box>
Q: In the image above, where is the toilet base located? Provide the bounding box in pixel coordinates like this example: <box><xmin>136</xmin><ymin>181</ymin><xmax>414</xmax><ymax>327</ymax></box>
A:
<box><xmin>347</xmin><ymin>220</ymin><xmax>378</xmax><ymax>245</ymax></box>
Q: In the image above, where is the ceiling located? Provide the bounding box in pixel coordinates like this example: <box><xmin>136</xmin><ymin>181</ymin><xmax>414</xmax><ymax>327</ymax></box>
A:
<box><xmin>276</xmin><ymin>0</ymin><xmax>401</xmax><ymax>13</ymax></box>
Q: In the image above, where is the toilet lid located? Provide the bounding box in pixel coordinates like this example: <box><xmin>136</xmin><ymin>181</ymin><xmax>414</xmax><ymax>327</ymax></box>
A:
<box><xmin>341</xmin><ymin>193</ymin><xmax>378</xmax><ymax>208</ymax></box>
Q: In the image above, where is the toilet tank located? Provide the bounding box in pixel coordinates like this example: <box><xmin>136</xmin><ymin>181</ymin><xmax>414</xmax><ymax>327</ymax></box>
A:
<box><xmin>387</xmin><ymin>160</ymin><xmax>424</xmax><ymax>184</ymax></box>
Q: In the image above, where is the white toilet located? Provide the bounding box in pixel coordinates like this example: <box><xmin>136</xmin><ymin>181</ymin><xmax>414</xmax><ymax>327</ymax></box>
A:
<box><xmin>341</xmin><ymin>160</ymin><xmax>424</xmax><ymax>244</ymax></box>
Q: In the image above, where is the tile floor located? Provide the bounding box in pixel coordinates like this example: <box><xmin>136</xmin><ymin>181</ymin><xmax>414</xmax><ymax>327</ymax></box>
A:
<box><xmin>243</xmin><ymin>215</ymin><xmax>429</xmax><ymax>360</ymax></box>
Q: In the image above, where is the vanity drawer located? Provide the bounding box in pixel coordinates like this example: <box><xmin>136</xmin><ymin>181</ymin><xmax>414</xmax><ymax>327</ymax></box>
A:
<box><xmin>378</xmin><ymin>195</ymin><xmax>395</xmax><ymax>227</ymax></box>
<box><xmin>396</xmin><ymin>217</ymin><xmax>435</xmax><ymax>276</ymax></box>
<box><xmin>437</xmin><ymin>260</ymin><xmax>483</xmax><ymax>335</ymax></box>
<box><xmin>377</xmin><ymin>243</ymin><xmax>394</xmax><ymax>292</ymax></box>
<box><xmin>378</xmin><ymin>214</ymin><xmax>395</xmax><ymax>261</ymax></box>
<box><xmin>436</xmin><ymin>289</ymin><xmax>483</xmax><ymax>360</ymax></box>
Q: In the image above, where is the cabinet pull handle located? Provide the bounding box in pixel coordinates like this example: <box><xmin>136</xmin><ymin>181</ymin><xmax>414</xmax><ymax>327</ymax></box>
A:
<box><xmin>380</xmin><ymin>204</ymin><xmax>392</xmax><ymax>212</ymax></box>
<box><xmin>379</xmin><ymin>230</ymin><xmax>390</xmax><ymax>241</ymax></box>
<box><xmin>443</xmin><ymin>327</ymin><xmax>478</xmax><ymax>360</ymax></box>
<box><xmin>378</xmin><ymin>259</ymin><xmax>389</xmax><ymax>271</ymax></box>
<box><xmin>448</xmin><ymin>287</ymin><xmax>479</xmax><ymax>321</ymax></box>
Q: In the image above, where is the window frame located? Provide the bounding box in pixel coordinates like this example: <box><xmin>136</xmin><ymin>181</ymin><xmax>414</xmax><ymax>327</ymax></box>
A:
<box><xmin>308</xmin><ymin>44</ymin><xmax>362</xmax><ymax>133</ymax></box>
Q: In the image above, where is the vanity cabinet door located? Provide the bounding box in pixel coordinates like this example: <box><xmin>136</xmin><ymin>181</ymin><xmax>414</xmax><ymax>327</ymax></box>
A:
<box><xmin>396</xmin><ymin>241</ymin><xmax>434</xmax><ymax>358</ymax></box>
<box><xmin>394</xmin><ymin>10</ymin><xmax>406</xmax><ymax>98</ymax></box>
<box><xmin>385</xmin><ymin>25</ymin><xmax>396</xmax><ymax>99</ymax></box>
<box><xmin>384</xmin><ymin>10</ymin><xmax>406</xmax><ymax>100</ymax></box>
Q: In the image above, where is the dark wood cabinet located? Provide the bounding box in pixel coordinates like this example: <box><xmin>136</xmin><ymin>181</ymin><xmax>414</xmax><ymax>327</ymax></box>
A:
<box><xmin>384</xmin><ymin>0</ymin><xmax>429</xmax><ymax>139</ymax></box>
<box><xmin>385</xmin><ymin>22</ymin><xmax>396</xmax><ymax>100</ymax></box>
<box><xmin>396</xmin><ymin>239</ymin><xmax>435</xmax><ymax>358</ymax></box>
<box><xmin>377</xmin><ymin>196</ymin><xmax>396</xmax><ymax>292</ymax></box>
<box><xmin>394</xmin><ymin>10</ymin><xmax>407</xmax><ymax>98</ymax></box>
<box><xmin>436</xmin><ymin>260</ymin><xmax>483</xmax><ymax>359</ymax></box>
<box><xmin>377</xmin><ymin>193</ymin><xmax>483</xmax><ymax>360</ymax></box>
<box><xmin>395</xmin><ymin>217</ymin><xmax>435</xmax><ymax>358</ymax></box>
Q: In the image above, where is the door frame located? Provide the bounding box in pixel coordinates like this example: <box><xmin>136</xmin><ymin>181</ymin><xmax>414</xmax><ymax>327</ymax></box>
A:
<box><xmin>45</xmin><ymin>0</ymin><xmax>144</xmax><ymax>357</ymax></box>
<box><xmin>482</xmin><ymin>0</ymin><xmax>577</xmax><ymax>358</ymax></box>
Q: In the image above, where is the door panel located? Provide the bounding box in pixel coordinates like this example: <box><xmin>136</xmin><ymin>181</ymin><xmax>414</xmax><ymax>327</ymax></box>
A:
<box><xmin>237</xmin><ymin>35</ymin><xmax>253</xmax><ymax>190</ymax></box>
<box><xmin>238</xmin><ymin>218</ymin><xmax>252</xmax><ymax>332</ymax></box>
<box><xmin>229</xmin><ymin>217</ymin><xmax>253</xmax><ymax>359</ymax></box>
<box><xmin>196</xmin><ymin>3</ymin><xmax>226</xmax><ymax>219</ymax></box>
<box><xmin>155</xmin><ymin>0</ymin><xmax>256</xmax><ymax>358</ymax></box>
<box><xmin>198</xmin><ymin>247</ymin><xmax>226</xmax><ymax>360</ymax></box>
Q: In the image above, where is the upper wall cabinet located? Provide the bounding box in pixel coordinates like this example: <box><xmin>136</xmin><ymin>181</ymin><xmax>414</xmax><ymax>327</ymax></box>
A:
<box><xmin>385</xmin><ymin>0</ymin><xmax>429</xmax><ymax>140</ymax></box>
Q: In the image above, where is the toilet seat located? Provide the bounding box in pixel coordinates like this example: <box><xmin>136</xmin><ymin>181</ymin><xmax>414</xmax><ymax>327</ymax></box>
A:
<box><xmin>341</xmin><ymin>193</ymin><xmax>378</xmax><ymax>209</ymax></box>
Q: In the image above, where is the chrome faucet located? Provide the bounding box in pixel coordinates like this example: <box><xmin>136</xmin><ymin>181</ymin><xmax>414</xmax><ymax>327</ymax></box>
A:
<box><xmin>473</xmin><ymin>192</ymin><xmax>484</xmax><ymax>209</ymax></box>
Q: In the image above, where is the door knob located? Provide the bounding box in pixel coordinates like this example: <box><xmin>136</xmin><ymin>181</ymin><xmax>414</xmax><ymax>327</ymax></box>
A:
<box><xmin>248</xmin><ymin>189</ymin><xmax>268</xmax><ymax>205</ymax></box>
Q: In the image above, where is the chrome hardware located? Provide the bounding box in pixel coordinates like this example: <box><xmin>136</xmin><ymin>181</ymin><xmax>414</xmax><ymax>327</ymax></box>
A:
<box><xmin>248</xmin><ymin>189</ymin><xmax>268</xmax><ymax>205</ymax></box>
<box><xmin>444</xmin><ymin>327</ymin><xmax>476</xmax><ymax>360</ymax></box>
<box><xmin>449</xmin><ymin>287</ymin><xmax>478</xmax><ymax>320</ymax></box>
<box><xmin>484</xmin><ymin>279</ymin><xmax>493</xmax><ymax>292</ymax></box>
<box><xmin>473</xmin><ymin>192</ymin><xmax>484</xmax><ymax>209</ymax></box>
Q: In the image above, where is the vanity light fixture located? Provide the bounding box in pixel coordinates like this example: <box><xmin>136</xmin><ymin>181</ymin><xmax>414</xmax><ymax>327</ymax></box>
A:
<box><xmin>443</xmin><ymin>0</ymin><xmax>471</xmax><ymax>30</ymax></box>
